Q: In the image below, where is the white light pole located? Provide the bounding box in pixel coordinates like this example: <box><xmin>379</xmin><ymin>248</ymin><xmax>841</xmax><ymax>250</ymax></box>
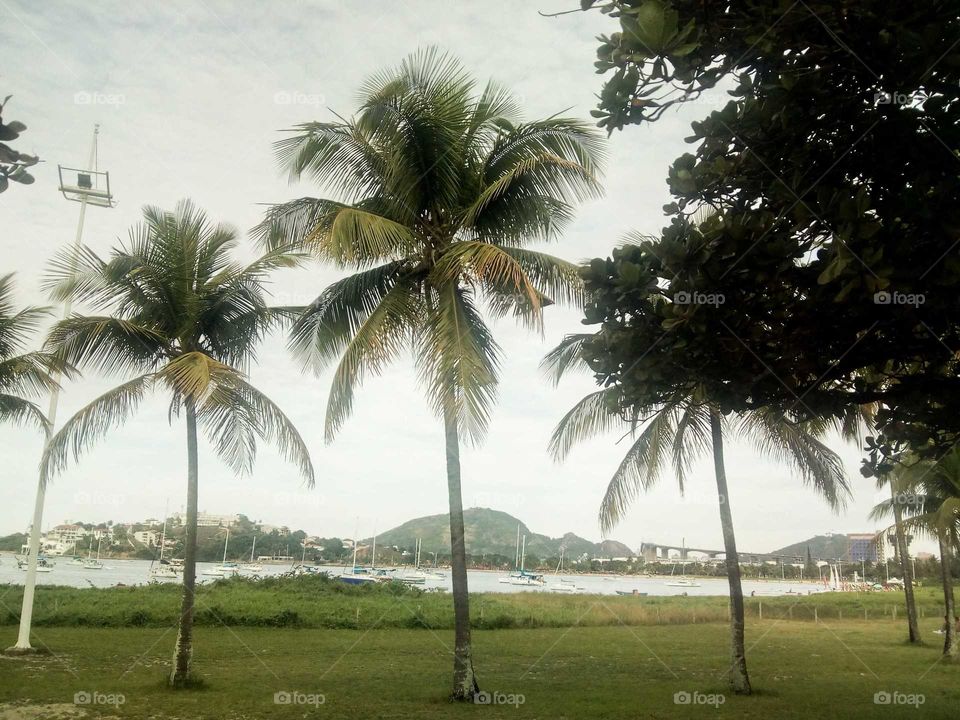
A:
<box><xmin>6</xmin><ymin>126</ymin><xmax>114</xmax><ymax>654</ymax></box>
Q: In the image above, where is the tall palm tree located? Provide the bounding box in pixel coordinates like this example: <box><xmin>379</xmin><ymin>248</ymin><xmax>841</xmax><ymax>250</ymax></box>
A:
<box><xmin>872</xmin><ymin>452</ymin><xmax>960</xmax><ymax>660</ymax></box>
<box><xmin>545</xmin><ymin>334</ymin><xmax>859</xmax><ymax>694</ymax></box>
<box><xmin>255</xmin><ymin>49</ymin><xmax>603</xmax><ymax>699</ymax></box>
<box><xmin>0</xmin><ymin>273</ymin><xmax>61</xmax><ymax>433</ymax></box>
<box><xmin>39</xmin><ymin>200</ymin><xmax>315</xmax><ymax>687</ymax></box>
<box><xmin>874</xmin><ymin>468</ymin><xmax>922</xmax><ymax>644</ymax></box>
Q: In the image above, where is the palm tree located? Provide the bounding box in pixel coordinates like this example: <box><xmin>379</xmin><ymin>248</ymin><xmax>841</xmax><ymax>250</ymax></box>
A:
<box><xmin>255</xmin><ymin>48</ymin><xmax>603</xmax><ymax>699</ymax></box>
<box><xmin>877</xmin><ymin>468</ymin><xmax>923</xmax><ymax>644</ymax></box>
<box><xmin>1</xmin><ymin>273</ymin><xmax>72</xmax><ymax>656</ymax></box>
<box><xmin>545</xmin><ymin>334</ymin><xmax>859</xmax><ymax>694</ymax></box>
<box><xmin>0</xmin><ymin>273</ymin><xmax>61</xmax><ymax>433</ymax></box>
<box><xmin>872</xmin><ymin>452</ymin><xmax>960</xmax><ymax>659</ymax></box>
<box><xmin>39</xmin><ymin>200</ymin><xmax>315</xmax><ymax>687</ymax></box>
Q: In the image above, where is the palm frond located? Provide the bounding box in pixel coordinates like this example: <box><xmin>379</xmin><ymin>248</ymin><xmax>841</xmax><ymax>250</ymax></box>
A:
<box><xmin>548</xmin><ymin>387</ymin><xmax>625</xmax><ymax>461</ymax></box>
<box><xmin>274</xmin><ymin>121</ymin><xmax>388</xmax><ymax>200</ymax></box>
<box><xmin>497</xmin><ymin>247</ymin><xmax>584</xmax><ymax>308</ymax></box>
<box><xmin>155</xmin><ymin>352</ymin><xmax>230</xmax><ymax>403</ymax></box>
<box><xmin>40</xmin><ymin>373</ymin><xmax>154</xmax><ymax>484</ymax></box>
<box><xmin>44</xmin><ymin>316</ymin><xmax>165</xmax><ymax>376</ymax></box>
<box><xmin>197</xmin><ymin>370</ymin><xmax>315</xmax><ymax>485</ymax></box>
<box><xmin>417</xmin><ymin>284</ymin><xmax>500</xmax><ymax>445</ymax></box>
<box><xmin>0</xmin><ymin>392</ymin><xmax>48</xmax><ymax>433</ymax></box>
<box><xmin>738</xmin><ymin>408</ymin><xmax>851</xmax><ymax>511</ymax></box>
<box><xmin>324</xmin><ymin>281</ymin><xmax>423</xmax><ymax>442</ymax></box>
<box><xmin>432</xmin><ymin>242</ymin><xmax>542</xmax><ymax>326</ymax></box>
<box><xmin>540</xmin><ymin>333</ymin><xmax>592</xmax><ymax>386</ymax></box>
<box><xmin>290</xmin><ymin>260</ymin><xmax>411</xmax><ymax>373</ymax></box>
<box><xmin>0</xmin><ymin>351</ymin><xmax>69</xmax><ymax>397</ymax></box>
<box><xmin>599</xmin><ymin>405</ymin><xmax>679</xmax><ymax>535</ymax></box>
<box><xmin>671</xmin><ymin>403</ymin><xmax>713</xmax><ymax>493</ymax></box>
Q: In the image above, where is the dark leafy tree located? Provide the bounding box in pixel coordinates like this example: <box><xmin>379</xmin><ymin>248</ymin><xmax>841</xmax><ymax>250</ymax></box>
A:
<box><xmin>578</xmin><ymin>0</ymin><xmax>960</xmax><ymax>473</ymax></box>
<box><xmin>0</xmin><ymin>96</ymin><xmax>39</xmax><ymax>194</ymax></box>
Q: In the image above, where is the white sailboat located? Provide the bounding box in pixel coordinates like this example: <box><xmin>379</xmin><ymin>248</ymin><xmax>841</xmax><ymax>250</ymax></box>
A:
<box><xmin>150</xmin><ymin>510</ymin><xmax>178</xmax><ymax>580</ymax></box>
<box><xmin>665</xmin><ymin>539</ymin><xmax>700</xmax><ymax>588</ymax></box>
<box><xmin>202</xmin><ymin>528</ymin><xmax>239</xmax><ymax>577</ymax></box>
<box><xmin>82</xmin><ymin>537</ymin><xmax>104</xmax><ymax>570</ymax></box>
<box><xmin>501</xmin><ymin>533</ymin><xmax>545</xmax><ymax>587</ymax></box>
<box><xmin>340</xmin><ymin>520</ymin><xmax>378</xmax><ymax>585</ymax></box>
<box><xmin>241</xmin><ymin>535</ymin><xmax>262</xmax><ymax>573</ymax></box>
<box><xmin>549</xmin><ymin>547</ymin><xmax>581</xmax><ymax>593</ymax></box>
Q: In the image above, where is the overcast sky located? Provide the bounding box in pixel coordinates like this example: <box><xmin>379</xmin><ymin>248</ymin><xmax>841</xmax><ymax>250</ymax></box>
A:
<box><xmin>0</xmin><ymin>0</ymin><xmax>918</xmax><ymax>555</ymax></box>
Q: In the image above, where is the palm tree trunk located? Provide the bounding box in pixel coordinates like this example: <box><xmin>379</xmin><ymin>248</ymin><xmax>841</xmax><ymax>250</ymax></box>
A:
<box><xmin>443</xmin><ymin>401</ymin><xmax>478</xmax><ymax>700</ymax></box>
<box><xmin>937</xmin><ymin>536</ymin><xmax>958</xmax><ymax>659</ymax></box>
<box><xmin>891</xmin><ymin>486</ymin><xmax>921</xmax><ymax>643</ymax></box>
<box><xmin>709</xmin><ymin>408</ymin><xmax>751</xmax><ymax>695</ymax></box>
<box><xmin>170</xmin><ymin>395</ymin><xmax>199</xmax><ymax>687</ymax></box>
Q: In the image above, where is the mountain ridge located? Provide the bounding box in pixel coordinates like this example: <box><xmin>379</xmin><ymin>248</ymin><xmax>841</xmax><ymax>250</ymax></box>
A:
<box><xmin>366</xmin><ymin>507</ymin><xmax>634</xmax><ymax>560</ymax></box>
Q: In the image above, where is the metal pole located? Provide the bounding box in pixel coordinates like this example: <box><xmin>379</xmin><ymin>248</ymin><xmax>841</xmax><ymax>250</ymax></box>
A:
<box><xmin>8</xmin><ymin>127</ymin><xmax>98</xmax><ymax>653</ymax></box>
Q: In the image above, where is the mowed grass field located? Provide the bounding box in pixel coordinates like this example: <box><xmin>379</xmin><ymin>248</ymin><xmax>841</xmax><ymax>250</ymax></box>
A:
<box><xmin>2</xmin><ymin>618</ymin><xmax>959</xmax><ymax>719</ymax></box>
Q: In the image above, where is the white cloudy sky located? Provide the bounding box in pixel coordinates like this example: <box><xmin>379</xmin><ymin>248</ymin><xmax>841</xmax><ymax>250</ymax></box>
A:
<box><xmin>0</xmin><ymin>0</ymin><xmax>914</xmax><ymax>554</ymax></box>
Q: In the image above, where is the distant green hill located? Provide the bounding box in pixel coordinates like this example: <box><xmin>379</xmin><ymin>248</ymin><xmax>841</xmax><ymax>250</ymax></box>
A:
<box><xmin>368</xmin><ymin>508</ymin><xmax>634</xmax><ymax>561</ymax></box>
<box><xmin>771</xmin><ymin>534</ymin><xmax>854</xmax><ymax>560</ymax></box>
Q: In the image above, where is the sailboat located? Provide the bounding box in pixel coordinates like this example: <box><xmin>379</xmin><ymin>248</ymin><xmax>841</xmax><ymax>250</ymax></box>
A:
<box><xmin>500</xmin><ymin>533</ymin><xmax>545</xmax><ymax>587</ymax></box>
<box><xmin>82</xmin><ymin>537</ymin><xmax>104</xmax><ymax>570</ymax></box>
<box><xmin>150</xmin><ymin>511</ymin><xmax>178</xmax><ymax>580</ymax></box>
<box><xmin>64</xmin><ymin>541</ymin><xmax>85</xmax><ymax>566</ymax></box>
<box><xmin>340</xmin><ymin>521</ymin><xmax>379</xmax><ymax>585</ymax></box>
<box><xmin>548</xmin><ymin>547</ymin><xmax>582</xmax><ymax>593</ymax></box>
<box><xmin>202</xmin><ymin>528</ymin><xmax>239</xmax><ymax>577</ymax></box>
<box><xmin>241</xmin><ymin>535</ymin><xmax>262</xmax><ymax>573</ymax></box>
<box><xmin>665</xmin><ymin>539</ymin><xmax>700</xmax><ymax>588</ymax></box>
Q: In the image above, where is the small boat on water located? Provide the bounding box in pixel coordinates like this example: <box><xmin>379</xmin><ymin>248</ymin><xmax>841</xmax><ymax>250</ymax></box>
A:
<box><xmin>241</xmin><ymin>535</ymin><xmax>262</xmax><ymax>573</ymax></box>
<box><xmin>202</xmin><ymin>529</ymin><xmax>240</xmax><ymax>577</ymax></box>
<box><xmin>548</xmin><ymin>549</ymin><xmax>583</xmax><ymax>592</ymax></box>
<box><xmin>82</xmin><ymin>538</ymin><xmax>104</xmax><ymax>570</ymax></box>
<box><xmin>16</xmin><ymin>556</ymin><xmax>54</xmax><ymax>573</ymax></box>
<box><xmin>149</xmin><ymin>510</ymin><xmax>180</xmax><ymax>580</ymax></box>
<box><xmin>616</xmin><ymin>590</ymin><xmax>649</xmax><ymax>596</ymax></box>
<box><xmin>339</xmin><ymin>520</ymin><xmax>383</xmax><ymax>585</ymax></box>
<box><xmin>499</xmin><ymin>530</ymin><xmax>545</xmax><ymax>586</ymax></box>
<box><xmin>664</xmin><ymin>539</ymin><xmax>701</xmax><ymax>588</ymax></box>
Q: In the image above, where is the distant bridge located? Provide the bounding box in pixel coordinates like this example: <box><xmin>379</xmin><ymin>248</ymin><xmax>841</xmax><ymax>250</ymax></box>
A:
<box><xmin>638</xmin><ymin>541</ymin><xmax>846</xmax><ymax>565</ymax></box>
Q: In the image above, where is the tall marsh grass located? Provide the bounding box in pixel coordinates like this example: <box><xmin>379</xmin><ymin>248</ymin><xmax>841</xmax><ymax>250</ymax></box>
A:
<box><xmin>0</xmin><ymin>576</ymin><xmax>952</xmax><ymax>630</ymax></box>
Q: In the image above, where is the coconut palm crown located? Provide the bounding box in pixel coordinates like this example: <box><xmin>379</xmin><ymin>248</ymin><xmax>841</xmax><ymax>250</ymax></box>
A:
<box><xmin>256</xmin><ymin>48</ymin><xmax>604</xmax><ymax>441</ymax></box>
<box><xmin>39</xmin><ymin>200</ymin><xmax>314</xmax><ymax>484</ymax></box>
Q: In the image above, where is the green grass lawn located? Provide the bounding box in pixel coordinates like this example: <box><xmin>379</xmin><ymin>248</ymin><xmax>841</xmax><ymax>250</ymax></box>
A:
<box><xmin>2</xmin><ymin>618</ymin><xmax>958</xmax><ymax>719</ymax></box>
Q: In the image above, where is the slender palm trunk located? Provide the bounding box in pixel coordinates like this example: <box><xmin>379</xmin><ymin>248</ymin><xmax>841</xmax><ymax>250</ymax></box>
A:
<box><xmin>170</xmin><ymin>396</ymin><xmax>199</xmax><ymax>687</ymax></box>
<box><xmin>709</xmin><ymin>408</ymin><xmax>751</xmax><ymax>695</ymax></box>
<box><xmin>443</xmin><ymin>401</ymin><xmax>478</xmax><ymax>700</ymax></box>
<box><xmin>937</xmin><ymin>536</ymin><xmax>958</xmax><ymax>659</ymax></box>
<box><xmin>891</xmin><ymin>486</ymin><xmax>921</xmax><ymax>643</ymax></box>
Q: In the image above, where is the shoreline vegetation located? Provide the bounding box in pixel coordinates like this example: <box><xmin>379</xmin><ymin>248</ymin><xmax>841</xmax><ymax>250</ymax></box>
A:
<box><xmin>1</xmin><ymin>576</ymin><xmax>954</xmax><ymax>631</ymax></box>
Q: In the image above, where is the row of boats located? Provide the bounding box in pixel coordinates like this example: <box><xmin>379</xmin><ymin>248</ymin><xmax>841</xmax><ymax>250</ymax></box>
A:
<box><xmin>15</xmin><ymin>536</ymin><xmax>108</xmax><ymax>573</ymax></box>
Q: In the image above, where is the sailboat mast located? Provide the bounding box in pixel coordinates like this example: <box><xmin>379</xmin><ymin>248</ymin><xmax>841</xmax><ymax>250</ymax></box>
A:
<box><xmin>520</xmin><ymin>535</ymin><xmax>526</xmax><ymax>572</ymax></box>
<box><xmin>371</xmin><ymin>524</ymin><xmax>377</xmax><ymax>570</ymax></box>
<box><xmin>515</xmin><ymin>525</ymin><xmax>520</xmax><ymax>569</ymax></box>
<box><xmin>222</xmin><ymin>528</ymin><xmax>229</xmax><ymax>564</ymax></box>
<box><xmin>250</xmin><ymin>535</ymin><xmax>256</xmax><ymax>563</ymax></box>
<box><xmin>351</xmin><ymin>519</ymin><xmax>359</xmax><ymax>570</ymax></box>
